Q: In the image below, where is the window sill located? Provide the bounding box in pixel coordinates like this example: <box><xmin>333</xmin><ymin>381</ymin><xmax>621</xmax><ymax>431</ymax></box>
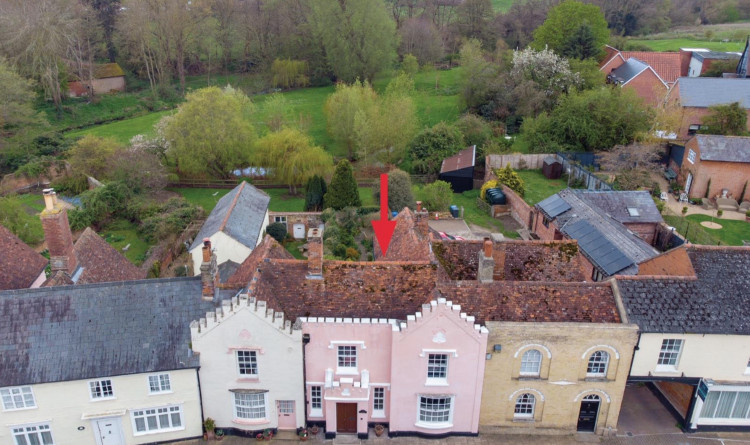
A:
<box><xmin>90</xmin><ymin>397</ymin><xmax>116</xmax><ymax>402</ymax></box>
<box><xmin>517</xmin><ymin>376</ymin><xmax>543</xmax><ymax>381</ymax></box>
<box><xmin>584</xmin><ymin>377</ymin><xmax>609</xmax><ymax>382</ymax></box>
<box><xmin>237</xmin><ymin>377</ymin><xmax>260</xmax><ymax>383</ymax></box>
<box><xmin>424</xmin><ymin>379</ymin><xmax>449</xmax><ymax>387</ymax></box>
<box><xmin>414</xmin><ymin>421</ymin><xmax>452</xmax><ymax>430</ymax></box>
<box><xmin>512</xmin><ymin>418</ymin><xmax>535</xmax><ymax>423</ymax></box>
<box><xmin>233</xmin><ymin>418</ymin><xmax>270</xmax><ymax>426</ymax></box>
<box><xmin>2</xmin><ymin>406</ymin><xmax>38</xmax><ymax>412</ymax></box>
<box><xmin>148</xmin><ymin>391</ymin><xmax>174</xmax><ymax>396</ymax></box>
<box><xmin>133</xmin><ymin>426</ymin><xmax>185</xmax><ymax>436</ymax></box>
<box><xmin>654</xmin><ymin>366</ymin><xmax>679</xmax><ymax>374</ymax></box>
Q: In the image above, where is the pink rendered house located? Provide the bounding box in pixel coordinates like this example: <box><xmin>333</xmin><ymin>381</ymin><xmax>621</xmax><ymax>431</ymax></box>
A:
<box><xmin>300</xmin><ymin>298</ymin><xmax>488</xmax><ymax>439</ymax></box>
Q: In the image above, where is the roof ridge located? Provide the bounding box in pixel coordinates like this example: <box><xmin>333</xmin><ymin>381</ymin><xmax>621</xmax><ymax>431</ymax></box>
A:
<box><xmin>615</xmin><ymin>274</ymin><xmax>698</xmax><ymax>281</ymax></box>
<box><xmin>219</xmin><ymin>181</ymin><xmax>245</xmax><ymax>233</ymax></box>
<box><xmin>0</xmin><ymin>276</ymin><xmax>201</xmax><ymax>296</ymax></box>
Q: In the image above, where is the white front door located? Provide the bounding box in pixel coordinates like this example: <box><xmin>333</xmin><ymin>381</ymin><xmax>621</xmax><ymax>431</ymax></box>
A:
<box><xmin>293</xmin><ymin>224</ymin><xmax>305</xmax><ymax>239</ymax></box>
<box><xmin>93</xmin><ymin>418</ymin><xmax>124</xmax><ymax>445</ymax></box>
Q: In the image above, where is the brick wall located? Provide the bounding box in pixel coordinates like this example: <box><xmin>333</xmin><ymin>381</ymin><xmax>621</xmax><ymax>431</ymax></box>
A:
<box><xmin>532</xmin><ymin>211</ymin><xmax>559</xmax><ymax>240</ymax></box>
<box><xmin>623</xmin><ymin>222</ymin><xmax>658</xmax><ymax>245</ymax></box>
<box><xmin>624</xmin><ymin>69</ymin><xmax>668</xmax><ymax>107</ymax></box>
<box><xmin>680</xmin><ymin>138</ymin><xmax>750</xmax><ymax>199</ymax></box>
<box><xmin>500</xmin><ymin>184</ymin><xmax>534</xmax><ymax>229</ymax></box>
<box><xmin>268</xmin><ymin>212</ymin><xmax>323</xmax><ymax>237</ymax></box>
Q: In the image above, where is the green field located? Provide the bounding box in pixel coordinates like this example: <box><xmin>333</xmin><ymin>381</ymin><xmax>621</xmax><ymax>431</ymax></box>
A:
<box><xmin>629</xmin><ymin>38</ymin><xmax>745</xmax><ymax>52</ymax></box>
<box><xmin>491</xmin><ymin>0</ymin><xmax>516</xmax><ymax>12</ymax></box>
<box><xmin>67</xmin><ymin>68</ymin><xmax>463</xmax><ymax>157</ymax></box>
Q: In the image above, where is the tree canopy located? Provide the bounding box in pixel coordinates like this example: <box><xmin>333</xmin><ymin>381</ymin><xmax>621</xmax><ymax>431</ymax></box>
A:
<box><xmin>324</xmin><ymin>160</ymin><xmax>361</xmax><ymax>210</ymax></box>
<box><xmin>702</xmin><ymin>102</ymin><xmax>747</xmax><ymax>136</ymax></box>
<box><xmin>531</xmin><ymin>0</ymin><xmax>609</xmax><ymax>60</ymax></box>
<box><xmin>164</xmin><ymin>86</ymin><xmax>257</xmax><ymax>179</ymax></box>
<box><xmin>324</xmin><ymin>80</ymin><xmax>378</xmax><ymax>160</ymax></box>
<box><xmin>410</xmin><ymin>122</ymin><xmax>466</xmax><ymax>175</ymax></box>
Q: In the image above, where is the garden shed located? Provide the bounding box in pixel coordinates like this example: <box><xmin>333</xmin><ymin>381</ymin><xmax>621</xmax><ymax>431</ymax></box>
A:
<box><xmin>542</xmin><ymin>156</ymin><xmax>562</xmax><ymax>179</ymax></box>
<box><xmin>438</xmin><ymin>145</ymin><xmax>476</xmax><ymax>193</ymax></box>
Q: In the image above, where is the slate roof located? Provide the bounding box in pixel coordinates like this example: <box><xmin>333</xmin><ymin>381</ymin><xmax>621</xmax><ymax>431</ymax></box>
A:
<box><xmin>225</xmin><ymin>235</ymin><xmax>294</xmax><ymax>287</ymax></box>
<box><xmin>621</xmin><ymin>51</ymin><xmax>682</xmax><ymax>83</ymax></box>
<box><xmin>609</xmin><ymin>58</ymin><xmax>650</xmax><ymax>84</ymax></box>
<box><xmin>538</xmin><ymin>189</ymin><xmax>659</xmax><ymax>276</ymax></box>
<box><xmin>617</xmin><ymin>246</ymin><xmax>750</xmax><ymax>334</ymax></box>
<box><xmin>440</xmin><ymin>145</ymin><xmax>476</xmax><ymax>173</ymax></box>
<box><xmin>575</xmin><ymin>190</ymin><xmax>664</xmax><ymax>224</ymax></box>
<box><xmin>692</xmin><ymin>50</ymin><xmax>741</xmax><ymax>61</ymax></box>
<box><xmin>435</xmin><ymin>281</ymin><xmax>620</xmax><ymax>324</ymax></box>
<box><xmin>0</xmin><ymin>277</ymin><xmax>234</xmax><ymax>386</ymax></box>
<box><xmin>190</xmin><ymin>182</ymin><xmax>270</xmax><ymax>251</ymax></box>
<box><xmin>432</xmin><ymin>240</ymin><xmax>587</xmax><ymax>282</ymax></box>
<box><xmin>693</xmin><ymin>134</ymin><xmax>750</xmax><ymax>163</ymax></box>
<box><xmin>374</xmin><ymin>208</ymin><xmax>433</xmax><ymax>261</ymax></box>
<box><xmin>0</xmin><ymin>224</ymin><xmax>47</xmax><ymax>291</ymax></box>
<box><xmin>677</xmin><ymin>77</ymin><xmax>750</xmax><ymax>108</ymax></box>
<box><xmin>72</xmin><ymin>228</ymin><xmax>146</xmax><ymax>284</ymax></box>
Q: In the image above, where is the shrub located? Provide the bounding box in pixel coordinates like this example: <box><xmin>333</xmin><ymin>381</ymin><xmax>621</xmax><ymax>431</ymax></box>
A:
<box><xmin>422</xmin><ymin>180</ymin><xmax>453</xmax><ymax>211</ymax></box>
<box><xmin>480</xmin><ymin>179</ymin><xmax>499</xmax><ymax>200</ymax></box>
<box><xmin>401</xmin><ymin>54</ymin><xmax>419</xmax><ymax>76</ymax></box>
<box><xmin>266</xmin><ymin>222</ymin><xmax>288</xmax><ymax>243</ymax></box>
<box><xmin>345</xmin><ymin>247</ymin><xmax>360</xmax><ymax>261</ymax></box>
<box><xmin>456</xmin><ymin>114</ymin><xmax>492</xmax><ymax>148</ymax></box>
<box><xmin>372</xmin><ymin>169</ymin><xmax>415</xmax><ymax>212</ymax></box>
<box><xmin>717</xmin><ymin>209</ymin><xmax>723</xmax><ymax>217</ymax></box>
<box><xmin>495</xmin><ymin>164</ymin><xmax>525</xmax><ymax>197</ymax></box>
<box><xmin>682</xmin><ymin>206</ymin><xmax>688</xmax><ymax>215</ymax></box>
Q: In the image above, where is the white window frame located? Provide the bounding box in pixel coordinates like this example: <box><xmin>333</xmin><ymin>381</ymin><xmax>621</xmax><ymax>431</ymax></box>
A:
<box><xmin>236</xmin><ymin>350</ymin><xmax>258</xmax><ymax>377</ymax></box>
<box><xmin>373</xmin><ymin>387</ymin><xmax>385</xmax><ymax>418</ymax></box>
<box><xmin>11</xmin><ymin>422</ymin><xmax>54</xmax><ymax>445</ymax></box>
<box><xmin>586</xmin><ymin>351</ymin><xmax>609</xmax><ymax>378</ymax></box>
<box><xmin>130</xmin><ymin>404</ymin><xmax>184</xmax><ymax>436</ymax></box>
<box><xmin>520</xmin><ymin>349</ymin><xmax>542</xmax><ymax>377</ymax></box>
<box><xmin>148</xmin><ymin>373</ymin><xmax>172</xmax><ymax>394</ymax></box>
<box><xmin>656</xmin><ymin>338</ymin><xmax>683</xmax><ymax>371</ymax></box>
<box><xmin>273</xmin><ymin>216</ymin><xmax>287</xmax><ymax>224</ymax></box>
<box><xmin>337</xmin><ymin>345</ymin><xmax>358</xmax><ymax>374</ymax></box>
<box><xmin>426</xmin><ymin>354</ymin><xmax>449</xmax><ymax>386</ymax></box>
<box><xmin>310</xmin><ymin>386</ymin><xmax>323</xmax><ymax>417</ymax></box>
<box><xmin>415</xmin><ymin>395</ymin><xmax>454</xmax><ymax>429</ymax></box>
<box><xmin>687</xmin><ymin>149</ymin><xmax>696</xmax><ymax>164</ymax></box>
<box><xmin>514</xmin><ymin>393</ymin><xmax>536</xmax><ymax>419</ymax></box>
<box><xmin>699</xmin><ymin>390</ymin><xmax>750</xmax><ymax>421</ymax></box>
<box><xmin>234</xmin><ymin>392</ymin><xmax>268</xmax><ymax>421</ymax></box>
<box><xmin>89</xmin><ymin>379</ymin><xmax>114</xmax><ymax>400</ymax></box>
<box><xmin>1</xmin><ymin>386</ymin><xmax>36</xmax><ymax>411</ymax></box>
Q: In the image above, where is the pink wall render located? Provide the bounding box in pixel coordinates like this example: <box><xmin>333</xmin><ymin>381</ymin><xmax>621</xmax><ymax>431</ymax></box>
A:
<box><xmin>389</xmin><ymin>299</ymin><xmax>489</xmax><ymax>436</ymax></box>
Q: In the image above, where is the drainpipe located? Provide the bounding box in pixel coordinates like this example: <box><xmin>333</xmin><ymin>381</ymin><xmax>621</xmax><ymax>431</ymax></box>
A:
<box><xmin>196</xmin><ymin>367</ymin><xmax>205</xmax><ymax>435</ymax></box>
<box><xmin>302</xmin><ymin>333</ymin><xmax>310</xmax><ymax>429</ymax></box>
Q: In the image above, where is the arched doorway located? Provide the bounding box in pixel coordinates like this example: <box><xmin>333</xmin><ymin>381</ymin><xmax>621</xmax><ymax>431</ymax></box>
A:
<box><xmin>577</xmin><ymin>394</ymin><xmax>600</xmax><ymax>432</ymax></box>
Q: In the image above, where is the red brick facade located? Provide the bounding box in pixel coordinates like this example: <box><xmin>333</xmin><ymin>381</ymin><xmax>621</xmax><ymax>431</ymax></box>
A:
<box><xmin>679</xmin><ymin>137</ymin><xmax>750</xmax><ymax>199</ymax></box>
<box><xmin>623</xmin><ymin>68</ymin><xmax>668</xmax><ymax>107</ymax></box>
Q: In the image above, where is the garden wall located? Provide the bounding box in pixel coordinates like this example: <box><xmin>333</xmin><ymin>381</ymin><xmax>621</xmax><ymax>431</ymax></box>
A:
<box><xmin>500</xmin><ymin>184</ymin><xmax>534</xmax><ymax>230</ymax></box>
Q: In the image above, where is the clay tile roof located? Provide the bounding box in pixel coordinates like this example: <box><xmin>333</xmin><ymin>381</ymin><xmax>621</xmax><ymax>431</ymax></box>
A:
<box><xmin>225</xmin><ymin>235</ymin><xmax>293</xmax><ymax>287</ymax></box>
<box><xmin>72</xmin><ymin>228</ymin><xmax>146</xmax><ymax>284</ymax></box>
<box><xmin>0</xmin><ymin>225</ymin><xmax>47</xmax><ymax>290</ymax></box>
<box><xmin>432</xmin><ymin>239</ymin><xmax>587</xmax><ymax>282</ymax></box>
<box><xmin>621</xmin><ymin>51</ymin><xmax>682</xmax><ymax>83</ymax></box>
<box><xmin>250</xmin><ymin>259</ymin><xmax>439</xmax><ymax>321</ymax></box>
<box><xmin>637</xmin><ymin>246</ymin><xmax>696</xmax><ymax>277</ymax></box>
<box><xmin>436</xmin><ymin>281</ymin><xmax>621</xmax><ymax>324</ymax></box>
<box><xmin>374</xmin><ymin>208</ymin><xmax>432</xmax><ymax>261</ymax></box>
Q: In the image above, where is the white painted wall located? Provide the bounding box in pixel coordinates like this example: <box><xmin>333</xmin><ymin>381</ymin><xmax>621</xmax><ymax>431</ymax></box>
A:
<box><xmin>257</xmin><ymin>210</ymin><xmax>269</xmax><ymax>247</ymax></box>
<box><xmin>631</xmin><ymin>333</ymin><xmax>750</xmax><ymax>381</ymax></box>
<box><xmin>191</xmin><ymin>231</ymin><xmax>252</xmax><ymax>276</ymax></box>
<box><xmin>688</xmin><ymin>57</ymin><xmax>703</xmax><ymax>77</ymax></box>
<box><xmin>0</xmin><ymin>369</ymin><xmax>202</xmax><ymax>445</ymax></box>
<box><xmin>191</xmin><ymin>295</ymin><xmax>304</xmax><ymax>432</ymax></box>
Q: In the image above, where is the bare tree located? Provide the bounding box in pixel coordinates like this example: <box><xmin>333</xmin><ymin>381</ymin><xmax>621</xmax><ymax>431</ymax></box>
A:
<box><xmin>399</xmin><ymin>18</ymin><xmax>444</xmax><ymax>65</ymax></box>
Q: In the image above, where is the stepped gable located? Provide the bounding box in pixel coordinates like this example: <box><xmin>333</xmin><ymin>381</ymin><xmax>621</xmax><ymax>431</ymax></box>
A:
<box><xmin>71</xmin><ymin>227</ymin><xmax>146</xmax><ymax>284</ymax></box>
<box><xmin>436</xmin><ymin>281</ymin><xmax>621</xmax><ymax>324</ymax></box>
<box><xmin>225</xmin><ymin>235</ymin><xmax>293</xmax><ymax>287</ymax></box>
<box><xmin>0</xmin><ymin>224</ymin><xmax>47</xmax><ymax>290</ymax></box>
<box><xmin>433</xmin><ymin>239</ymin><xmax>586</xmax><ymax>282</ymax></box>
<box><xmin>617</xmin><ymin>246</ymin><xmax>750</xmax><ymax>334</ymax></box>
<box><xmin>247</xmin><ymin>259</ymin><xmax>439</xmax><ymax>321</ymax></box>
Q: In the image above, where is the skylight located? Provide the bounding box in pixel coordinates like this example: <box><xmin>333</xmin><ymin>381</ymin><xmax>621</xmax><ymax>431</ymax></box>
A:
<box><xmin>627</xmin><ymin>207</ymin><xmax>640</xmax><ymax>217</ymax></box>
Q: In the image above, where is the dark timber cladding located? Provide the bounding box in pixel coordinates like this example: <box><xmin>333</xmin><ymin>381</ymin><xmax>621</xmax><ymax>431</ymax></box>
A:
<box><xmin>564</xmin><ymin>220</ymin><xmax>634</xmax><ymax>276</ymax></box>
<box><xmin>439</xmin><ymin>145</ymin><xmax>476</xmax><ymax>193</ymax></box>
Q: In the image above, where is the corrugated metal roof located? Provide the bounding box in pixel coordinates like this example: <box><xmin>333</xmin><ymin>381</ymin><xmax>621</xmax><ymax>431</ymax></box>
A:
<box><xmin>563</xmin><ymin>220</ymin><xmax>634</xmax><ymax>276</ymax></box>
<box><xmin>537</xmin><ymin>194</ymin><xmax>571</xmax><ymax>218</ymax></box>
<box><xmin>678</xmin><ymin>77</ymin><xmax>750</xmax><ymax>108</ymax></box>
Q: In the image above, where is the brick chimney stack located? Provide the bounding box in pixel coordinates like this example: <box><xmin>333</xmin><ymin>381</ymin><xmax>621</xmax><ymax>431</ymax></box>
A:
<box><xmin>477</xmin><ymin>237</ymin><xmax>494</xmax><ymax>283</ymax></box>
<box><xmin>40</xmin><ymin>188</ymin><xmax>77</xmax><ymax>275</ymax></box>
<box><xmin>200</xmin><ymin>238</ymin><xmax>218</xmax><ymax>300</ymax></box>
<box><xmin>306</xmin><ymin>228</ymin><xmax>323</xmax><ymax>280</ymax></box>
<box><xmin>415</xmin><ymin>201</ymin><xmax>429</xmax><ymax>237</ymax></box>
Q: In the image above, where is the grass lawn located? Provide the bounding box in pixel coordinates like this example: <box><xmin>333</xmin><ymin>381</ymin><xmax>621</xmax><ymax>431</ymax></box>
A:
<box><xmin>283</xmin><ymin>240</ymin><xmax>306</xmax><ymax>260</ymax></box>
<box><xmin>167</xmin><ymin>188</ymin><xmax>231</xmax><ymax>213</ymax></box>
<box><xmin>14</xmin><ymin>193</ymin><xmax>46</xmax><ymax>213</ymax></box>
<box><xmin>66</xmin><ymin>110</ymin><xmax>172</xmax><ymax>144</ymax></box>
<box><xmin>449</xmin><ymin>190</ymin><xmax>520</xmax><ymax>239</ymax></box>
<box><xmin>517</xmin><ymin>169</ymin><xmax>568</xmax><ymax>206</ymax></box>
<box><xmin>629</xmin><ymin>38</ymin><xmax>745</xmax><ymax>52</ymax></box>
<box><xmin>99</xmin><ymin>219</ymin><xmax>151</xmax><ymax>265</ymax></box>
<box><xmin>685</xmin><ymin>214</ymin><xmax>750</xmax><ymax>246</ymax></box>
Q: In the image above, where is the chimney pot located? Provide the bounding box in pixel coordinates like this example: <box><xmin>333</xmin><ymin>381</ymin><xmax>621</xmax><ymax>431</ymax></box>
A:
<box><xmin>43</xmin><ymin>188</ymin><xmax>56</xmax><ymax>212</ymax></box>
<box><xmin>483</xmin><ymin>237</ymin><xmax>493</xmax><ymax>258</ymax></box>
<box><xmin>478</xmin><ymin>238</ymin><xmax>495</xmax><ymax>283</ymax></box>
<box><xmin>416</xmin><ymin>201</ymin><xmax>422</xmax><ymax>212</ymax></box>
<box><xmin>202</xmin><ymin>239</ymin><xmax>212</xmax><ymax>263</ymax></box>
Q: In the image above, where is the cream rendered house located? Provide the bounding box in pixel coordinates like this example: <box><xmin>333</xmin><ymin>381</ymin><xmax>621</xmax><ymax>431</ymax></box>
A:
<box><xmin>190</xmin><ymin>292</ymin><xmax>305</xmax><ymax>435</ymax></box>
<box><xmin>0</xmin><ymin>277</ymin><xmax>229</xmax><ymax>445</ymax></box>
<box><xmin>620</xmin><ymin>246</ymin><xmax>750</xmax><ymax>431</ymax></box>
<box><xmin>189</xmin><ymin>182</ymin><xmax>270</xmax><ymax>276</ymax></box>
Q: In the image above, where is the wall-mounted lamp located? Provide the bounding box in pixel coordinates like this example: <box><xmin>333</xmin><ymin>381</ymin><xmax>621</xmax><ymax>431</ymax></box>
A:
<box><xmin>493</xmin><ymin>344</ymin><xmax>502</xmax><ymax>352</ymax></box>
<box><xmin>485</xmin><ymin>353</ymin><xmax>493</xmax><ymax>360</ymax></box>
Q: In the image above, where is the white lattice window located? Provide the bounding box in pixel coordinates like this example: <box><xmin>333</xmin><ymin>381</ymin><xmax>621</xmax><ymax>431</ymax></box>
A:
<box><xmin>337</xmin><ymin>346</ymin><xmax>357</xmax><ymax>370</ymax></box>
<box><xmin>89</xmin><ymin>379</ymin><xmax>114</xmax><ymax>400</ymax></box>
<box><xmin>587</xmin><ymin>351</ymin><xmax>609</xmax><ymax>377</ymax></box>
<box><xmin>373</xmin><ymin>387</ymin><xmax>385</xmax><ymax>418</ymax></box>
<box><xmin>520</xmin><ymin>349</ymin><xmax>542</xmax><ymax>376</ymax></box>
<box><xmin>1</xmin><ymin>386</ymin><xmax>36</xmax><ymax>410</ymax></box>
<box><xmin>234</xmin><ymin>392</ymin><xmax>267</xmax><ymax>420</ymax></box>
<box><xmin>131</xmin><ymin>405</ymin><xmax>183</xmax><ymax>434</ymax></box>
<box><xmin>418</xmin><ymin>396</ymin><xmax>453</xmax><ymax>426</ymax></box>
<box><xmin>237</xmin><ymin>350</ymin><xmax>258</xmax><ymax>376</ymax></box>
<box><xmin>12</xmin><ymin>423</ymin><xmax>54</xmax><ymax>445</ymax></box>
<box><xmin>148</xmin><ymin>374</ymin><xmax>171</xmax><ymax>394</ymax></box>
<box><xmin>310</xmin><ymin>386</ymin><xmax>322</xmax><ymax>416</ymax></box>
<box><xmin>514</xmin><ymin>393</ymin><xmax>535</xmax><ymax>419</ymax></box>
<box><xmin>427</xmin><ymin>354</ymin><xmax>448</xmax><ymax>381</ymax></box>
<box><xmin>657</xmin><ymin>339</ymin><xmax>683</xmax><ymax>368</ymax></box>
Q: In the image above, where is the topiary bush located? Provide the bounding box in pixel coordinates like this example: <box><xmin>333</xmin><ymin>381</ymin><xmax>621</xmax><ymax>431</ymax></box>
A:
<box><xmin>266</xmin><ymin>222</ymin><xmax>288</xmax><ymax>243</ymax></box>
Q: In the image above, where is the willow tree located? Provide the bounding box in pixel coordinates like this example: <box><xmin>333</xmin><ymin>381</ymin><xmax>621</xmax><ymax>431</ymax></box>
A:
<box><xmin>324</xmin><ymin>80</ymin><xmax>377</xmax><ymax>160</ymax></box>
<box><xmin>254</xmin><ymin>128</ymin><xmax>333</xmax><ymax>194</ymax></box>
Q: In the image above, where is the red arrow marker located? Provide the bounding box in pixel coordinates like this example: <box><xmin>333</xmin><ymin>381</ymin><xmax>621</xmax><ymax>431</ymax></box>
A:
<box><xmin>371</xmin><ymin>173</ymin><xmax>397</xmax><ymax>256</ymax></box>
